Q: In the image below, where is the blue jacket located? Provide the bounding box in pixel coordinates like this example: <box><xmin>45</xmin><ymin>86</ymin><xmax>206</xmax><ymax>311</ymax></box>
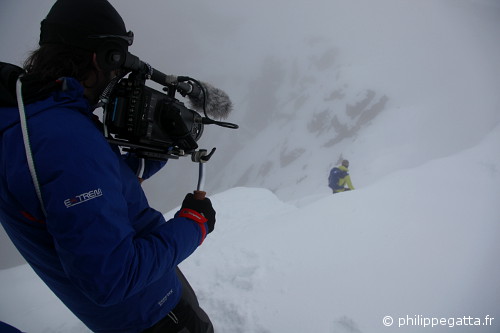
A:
<box><xmin>0</xmin><ymin>78</ymin><xmax>206</xmax><ymax>332</ymax></box>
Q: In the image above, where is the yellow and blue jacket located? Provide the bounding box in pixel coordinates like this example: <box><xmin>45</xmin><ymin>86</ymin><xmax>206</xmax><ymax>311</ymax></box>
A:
<box><xmin>328</xmin><ymin>165</ymin><xmax>355</xmax><ymax>192</ymax></box>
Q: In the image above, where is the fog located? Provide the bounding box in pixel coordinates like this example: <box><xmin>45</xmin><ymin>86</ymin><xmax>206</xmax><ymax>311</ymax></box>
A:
<box><xmin>1</xmin><ymin>0</ymin><xmax>500</xmax><ymax>272</ymax></box>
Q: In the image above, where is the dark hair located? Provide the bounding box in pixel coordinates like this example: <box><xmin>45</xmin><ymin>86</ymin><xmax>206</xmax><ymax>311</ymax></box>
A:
<box><xmin>23</xmin><ymin>44</ymin><xmax>96</xmax><ymax>84</ymax></box>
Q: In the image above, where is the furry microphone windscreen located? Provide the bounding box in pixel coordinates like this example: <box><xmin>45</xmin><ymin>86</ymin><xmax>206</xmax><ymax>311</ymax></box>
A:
<box><xmin>187</xmin><ymin>81</ymin><xmax>233</xmax><ymax>119</ymax></box>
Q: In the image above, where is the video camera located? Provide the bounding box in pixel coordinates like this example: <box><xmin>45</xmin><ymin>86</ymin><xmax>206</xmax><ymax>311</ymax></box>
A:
<box><xmin>101</xmin><ymin>52</ymin><xmax>237</xmax><ymax>161</ymax></box>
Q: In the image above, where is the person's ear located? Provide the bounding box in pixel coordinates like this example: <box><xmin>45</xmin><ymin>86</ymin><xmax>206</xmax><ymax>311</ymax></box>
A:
<box><xmin>92</xmin><ymin>53</ymin><xmax>102</xmax><ymax>71</ymax></box>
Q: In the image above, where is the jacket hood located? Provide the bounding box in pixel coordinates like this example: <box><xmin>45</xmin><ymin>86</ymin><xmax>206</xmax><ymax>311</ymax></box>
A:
<box><xmin>0</xmin><ymin>62</ymin><xmax>24</xmax><ymax>107</ymax></box>
<box><xmin>0</xmin><ymin>77</ymin><xmax>89</xmax><ymax>134</ymax></box>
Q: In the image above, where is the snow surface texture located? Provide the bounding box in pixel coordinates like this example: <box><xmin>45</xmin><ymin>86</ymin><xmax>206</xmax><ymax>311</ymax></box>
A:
<box><xmin>1</xmin><ymin>124</ymin><xmax>500</xmax><ymax>332</ymax></box>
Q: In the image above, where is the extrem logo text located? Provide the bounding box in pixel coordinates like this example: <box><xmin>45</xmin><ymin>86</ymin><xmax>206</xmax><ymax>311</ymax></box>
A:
<box><xmin>64</xmin><ymin>189</ymin><xmax>103</xmax><ymax>208</ymax></box>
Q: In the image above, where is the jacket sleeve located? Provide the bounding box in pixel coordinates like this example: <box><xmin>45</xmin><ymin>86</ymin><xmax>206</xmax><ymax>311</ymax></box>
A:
<box><xmin>33</xmin><ymin>110</ymin><xmax>204</xmax><ymax>306</ymax></box>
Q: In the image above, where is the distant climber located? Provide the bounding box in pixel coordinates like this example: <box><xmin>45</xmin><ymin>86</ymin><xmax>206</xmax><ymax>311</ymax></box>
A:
<box><xmin>328</xmin><ymin>159</ymin><xmax>355</xmax><ymax>194</ymax></box>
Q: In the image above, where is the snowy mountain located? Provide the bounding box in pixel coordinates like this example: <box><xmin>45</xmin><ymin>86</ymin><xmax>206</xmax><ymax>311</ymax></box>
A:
<box><xmin>2</xmin><ymin>125</ymin><xmax>500</xmax><ymax>332</ymax></box>
<box><xmin>139</xmin><ymin>0</ymin><xmax>500</xmax><ymax>208</ymax></box>
<box><xmin>1</xmin><ymin>0</ymin><xmax>500</xmax><ymax>332</ymax></box>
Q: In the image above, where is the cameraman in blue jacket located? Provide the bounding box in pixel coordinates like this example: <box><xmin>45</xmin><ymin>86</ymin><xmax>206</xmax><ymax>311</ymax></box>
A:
<box><xmin>0</xmin><ymin>1</ymin><xmax>215</xmax><ymax>332</ymax></box>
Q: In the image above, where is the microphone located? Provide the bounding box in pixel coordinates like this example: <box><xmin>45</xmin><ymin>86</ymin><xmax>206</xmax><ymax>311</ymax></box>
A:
<box><xmin>172</xmin><ymin>76</ymin><xmax>233</xmax><ymax>120</ymax></box>
<box><xmin>123</xmin><ymin>53</ymin><xmax>232</xmax><ymax>119</ymax></box>
<box><xmin>122</xmin><ymin>52</ymin><xmax>237</xmax><ymax>128</ymax></box>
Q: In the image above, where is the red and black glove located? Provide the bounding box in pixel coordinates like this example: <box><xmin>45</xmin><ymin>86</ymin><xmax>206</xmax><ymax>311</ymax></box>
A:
<box><xmin>179</xmin><ymin>193</ymin><xmax>216</xmax><ymax>244</ymax></box>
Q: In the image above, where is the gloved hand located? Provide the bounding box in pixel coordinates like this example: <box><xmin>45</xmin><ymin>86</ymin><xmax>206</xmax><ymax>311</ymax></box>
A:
<box><xmin>180</xmin><ymin>193</ymin><xmax>216</xmax><ymax>234</ymax></box>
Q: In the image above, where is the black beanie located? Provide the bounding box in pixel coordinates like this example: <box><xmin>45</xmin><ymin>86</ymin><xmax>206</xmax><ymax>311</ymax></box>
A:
<box><xmin>39</xmin><ymin>0</ymin><xmax>130</xmax><ymax>50</ymax></box>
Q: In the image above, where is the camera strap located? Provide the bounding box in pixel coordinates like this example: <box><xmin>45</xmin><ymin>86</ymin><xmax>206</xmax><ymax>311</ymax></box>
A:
<box><xmin>16</xmin><ymin>76</ymin><xmax>47</xmax><ymax>217</ymax></box>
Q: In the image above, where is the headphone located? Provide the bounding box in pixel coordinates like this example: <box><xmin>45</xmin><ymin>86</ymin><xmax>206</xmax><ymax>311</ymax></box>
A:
<box><xmin>89</xmin><ymin>31</ymin><xmax>133</xmax><ymax>71</ymax></box>
<box><xmin>94</xmin><ymin>39</ymin><xmax>128</xmax><ymax>72</ymax></box>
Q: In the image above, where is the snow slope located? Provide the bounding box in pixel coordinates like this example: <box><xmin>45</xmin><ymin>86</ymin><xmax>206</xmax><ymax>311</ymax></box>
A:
<box><xmin>1</xmin><ymin>123</ymin><xmax>499</xmax><ymax>332</ymax></box>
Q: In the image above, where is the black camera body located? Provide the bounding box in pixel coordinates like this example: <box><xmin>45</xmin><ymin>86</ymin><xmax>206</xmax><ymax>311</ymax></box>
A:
<box><xmin>104</xmin><ymin>76</ymin><xmax>203</xmax><ymax>160</ymax></box>
<box><xmin>101</xmin><ymin>52</ymin><xmax>237</xmax><ymax>160</ymax></box>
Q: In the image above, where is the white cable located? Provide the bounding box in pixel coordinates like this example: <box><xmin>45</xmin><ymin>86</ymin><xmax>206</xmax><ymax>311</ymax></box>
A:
<box><xmin>16</xmin><ymin>77</ymin><xmax>47</xmax><ymax>217</ymax></box>
<box><xmin>136</xmin><ymin>158</ymin><xmax>145</xmax><ymax>179</ymax></box>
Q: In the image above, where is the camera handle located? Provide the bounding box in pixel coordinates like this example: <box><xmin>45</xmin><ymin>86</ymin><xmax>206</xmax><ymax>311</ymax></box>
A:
<box><xmin>191</xmin><ymin>148</ymin><xmax>216</xmax><ymax>200</ymax></box>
